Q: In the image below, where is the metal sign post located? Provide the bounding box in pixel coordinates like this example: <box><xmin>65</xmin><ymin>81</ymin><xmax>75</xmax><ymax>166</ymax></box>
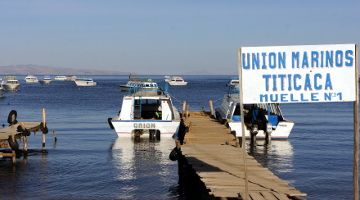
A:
<box><xmin>237</xmin><ymin>48</ymin><xmax>249</xmax><ymax>200</ymax></box>
<box><xmin>354</xmin><ymin>45</ymin><xmax>359</xmax><ymax>200</ymax></box>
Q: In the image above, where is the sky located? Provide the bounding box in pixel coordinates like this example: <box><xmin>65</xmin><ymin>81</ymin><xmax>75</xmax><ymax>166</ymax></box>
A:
<box><xmin>0</xmin><ymin>0</ymin><xmax>359</xmax><ymax>75</ymax></box>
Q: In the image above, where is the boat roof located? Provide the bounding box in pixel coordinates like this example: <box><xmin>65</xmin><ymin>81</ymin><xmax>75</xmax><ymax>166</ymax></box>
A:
<box><xmin>76</xmin><ymin>78</ymin><xmax>94</xmax><ymax>81</ymax></box>
<box><xmin>4</xmin><ymin>76</ymin><xmax>18</xmax><ymax>80</ymax></box>
<box><xmin>126</xmin><ymin>90</ymin><xmax>170</xmax><ymax>99</ymax></box>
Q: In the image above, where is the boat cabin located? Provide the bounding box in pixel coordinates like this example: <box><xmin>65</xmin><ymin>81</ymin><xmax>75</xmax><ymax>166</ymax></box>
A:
<box><xmin>119</xmin><ymin>91</ymin><xmax>176</xmax><ymax>121</ymax></box>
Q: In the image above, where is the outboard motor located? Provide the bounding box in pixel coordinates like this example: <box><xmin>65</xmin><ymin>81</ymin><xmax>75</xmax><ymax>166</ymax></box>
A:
<box><xmin>251</xmin><ymin>124</ymin><xmax>258</xmax><ymax>135</ymax></box>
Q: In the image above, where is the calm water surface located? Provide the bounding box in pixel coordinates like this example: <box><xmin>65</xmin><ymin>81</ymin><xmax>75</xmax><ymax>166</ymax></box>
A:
<box><xmin>0</xmin><ymin>75</ymin><xmax>357</xmax><ymax>199</ymax></box>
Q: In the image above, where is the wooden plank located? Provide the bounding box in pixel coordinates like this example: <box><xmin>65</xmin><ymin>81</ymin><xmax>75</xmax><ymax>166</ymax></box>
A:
<box><xmin>260</xmin><ymin>191</ymin><xmax>282</xmax><ymax>200</ymax></box>
<box><xmin>249</xmin><ymin>192</ymin><xmax>267</xmax><ymax>200</ymax></box>
<box><xmin>272</xmin><ymin>192</ymin><xmax>291</xmax><ymax>200</ymax></box>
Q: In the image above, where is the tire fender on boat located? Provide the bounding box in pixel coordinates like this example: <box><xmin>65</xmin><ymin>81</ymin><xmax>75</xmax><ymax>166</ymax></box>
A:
<box><xmin>7</xmin><ymin>110</ymin><xmax>18</xmax><ymax>125</ymax></box>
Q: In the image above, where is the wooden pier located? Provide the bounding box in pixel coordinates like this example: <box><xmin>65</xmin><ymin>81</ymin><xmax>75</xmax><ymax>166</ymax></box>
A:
<box><xmin>177</xmin><ymin>111</ymin><xmax>306</xmax><ymax>200</ymax></box>
<box><xmin>0</xmin><ymin>109</ymin><xmax>49</xmax><ymax>163</ymax></box>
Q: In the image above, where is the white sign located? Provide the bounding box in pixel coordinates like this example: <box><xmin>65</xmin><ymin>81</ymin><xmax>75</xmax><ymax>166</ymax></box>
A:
<box><xmin>240</xmin><ymin>44</ymin><xmax>356</xmax><ymax>104</ymax></box>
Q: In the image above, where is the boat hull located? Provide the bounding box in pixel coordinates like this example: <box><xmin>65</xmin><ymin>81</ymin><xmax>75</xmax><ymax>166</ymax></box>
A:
<box><xmin>111</xmin><ymin>120</ymin><xmax>180</xmax><ymax>137</ymax></box>
<box><xmin>25</xmin><ymin>80</ymin><xmax>39</xmax><ymax>83</ymax></box>
<box><xmin>229</xmin><ymin>121</ymin><xmax>294</xmax><ymax>139</ymax></box>
<box><xmin>75</xmin><ymin>81</ymin><xmax>97</xmax><ymax>87</ymax></box>
<box><xmin>3</xmin><ymin>84</ymin><xmax>20</xmax><ymax>91</ymax></box>
<box><xmin>40</xmin><ymin>80</ymin><xmax>51</xmax><ymax>85</ymax></box>
<box><xmin>168</xmin><ymin>82</ymin><xmax>187</xmax><ymax>86</ymax></box>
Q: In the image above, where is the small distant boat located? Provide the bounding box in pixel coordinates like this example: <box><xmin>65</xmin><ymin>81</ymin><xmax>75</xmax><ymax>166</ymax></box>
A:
<box><xmin>166</xmin><ymin>76</ymin><xmax>188</xmax><ymax>86</ymax></box>
<box><xmin>24</xmin><ymin>75</ymin><xmax>39</xmax><ymax>83</ymax></box>
<box><xmin>2</xmin><ymin>76</ymin><xmax>20</xmax><ymax>91</ymax></box>
<box><xmin>108</xmin><ymin>88</ymin><xmax>180</xmax><ymax>139</ymax></box>
<box><xmin>0</xmin><ymin>83</ymin><xmax>5</xmax><ymax>98</ymax></box>
<box><xmin>39</xmin><ymin>76</ymin><xmax>52</xmax><ymax>85</ymax></box>
<box><xmin>164</xmin><ymin>75</ymin><xmax>171</xmax><ymax>82</ymax></box>
<box><xmin>74</xmin><ymin>78</ymin><xmax>97</xmax><ymax>87</ymax></box>
<box><xmin>121</xmin><ymin>79</ymin><xmax>158</xmax><ymax>92</ymax></box>
<box><xmin>120</xmin><ymin>74</ymin><xmax>158</xmax><ymax>92</ymax></box>
<box><xmin>66</xmin><ymin>75</ymin><xmax>77</xmax><ymax>81</ymax></box>
<box><xmin>227</xmin><ymin>79</ymin><xmax>239</xmax><ymax>86</ymax></box>
<box><xmin>54</xmin><ymin>75</ymin><xmax>67</xmax><ymax>81</ymax></box>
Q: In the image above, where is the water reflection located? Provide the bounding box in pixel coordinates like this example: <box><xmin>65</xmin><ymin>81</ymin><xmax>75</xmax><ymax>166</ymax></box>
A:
<box><xmin>248</xmin><ymin>140</ymin><xmax>294</xmax><ymax>174</ymax></box>
<box><xmin>110</xmin><ymin>137</ymin><xmax>178</xmax><ymax>199</ymax></box>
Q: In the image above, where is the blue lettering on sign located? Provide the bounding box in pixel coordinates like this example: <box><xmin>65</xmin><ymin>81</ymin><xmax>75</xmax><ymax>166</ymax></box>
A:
<box><xmin>335</xmin><ymin>50</ymin><xmax>343</xmax><ymax>67</ymax></box>
<box><xmin>292</xmin><ymin>52</ymin><xmax>300</xmax><ymax>68</ymax></box>
<box><xmin>304</xmin><ymin>74</ymin><xmax>312</xmax><ymax>91</ymax></box>
<box><xmin>259</xmin><ymin>92</ymin><xmax>343</xmax><ymax>103</ymax></box>
<box><xmin>244</xmin><ymin>49</ymin><xmax>354</xmax><ymax>70</ymax></box>
<box><xmin>293</xmin><ymin>74</ymin><xmax>301</xmax><ymax>91</ymax></box>
<box><xmin>314</xmin><ymin>74</ymin><xmax>322</xmax><ymax>90</ymax></box>
<box><xmin>311</xmin><ymin>51</ymin><xmax>319</xmax><ymax>67</ymax></box>
<box><xmin>302</xmin><ymin>52</ymin><xmax>309</xmax><ymax>68</ymax></box>
<box><xmin>262</xmin><ymin>73</ymin><xmax>333</xmax><ymax>93</ymax></box>
<box><xmin>345</xmin><ymin>50</ymin><xmax>354</xmax><ymax>66</ymax></box>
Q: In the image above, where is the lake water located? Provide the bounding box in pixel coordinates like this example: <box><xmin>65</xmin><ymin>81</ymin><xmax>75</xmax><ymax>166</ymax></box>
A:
<box><xmin>0</xmin><ymin>75</ymin><xmax>357</xmax><ymax>199</ymax></box>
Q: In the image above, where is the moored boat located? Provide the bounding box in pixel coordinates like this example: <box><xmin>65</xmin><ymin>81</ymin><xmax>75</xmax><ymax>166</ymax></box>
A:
<box><xmin>0</xmin><ymin>84</ymin><xmax>5</xmax><ymax>98</ymax></box>
<box><xmin>166</xmin><ymin>76</ymin><xmax>188</xmax><ymax>86</ymax></box>
<box><xmin>39</xmin><ymin>76</ymin><xmax>52</xmax><ymax>85</ymax></box>
<box><xmin>120</xmin><ymin>77</ymin><xmax>158</xmax><ymax>92</ymax></box>
<box><xmin>74</xmin><ymin>78</ymin><xmax>97</xmax><ymax>87</ymax></box>
<box><xmin>66</xmin><ymin>75</ymin><xmax>77</xmax><ymax>81</ymax></box>
<box><xmin>2</xmin><ymin>76</ymin><xmax>20</xmax><ymax>91</ymax></box>
<box><xmin>25</xmin><ymin>75</ymin><xmax>39</xmax><ymax>83</ymax></box>
<box><xmin>215</xmin><ymin>86</ymin><xmax>294</xmax><ymax>139</ymax></box>
<box><xmin>54</xmin><ymin>75</ymin><xmax>67</xmax><ymax>81</ymax></box>
<box><xmin>108</xmin><ymin>87</ymin><xmax>180</xmax><ymax>139</ymax></box>
<box><xmin>227</xmin><ymin>79</ymin><xmax>239</xmax><ymax>86</ymax></box>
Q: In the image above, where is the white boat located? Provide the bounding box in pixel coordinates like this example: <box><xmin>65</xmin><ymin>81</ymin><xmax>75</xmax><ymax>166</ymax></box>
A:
<box><xmin>39</xmin><ymin>76</ymin><xmax>52</xmax><ymax>85</ymax></box>
<box><xmin>215</xmin><ymin>86</ymin><xmax>294</xmax><ymax>139</ymax></box>
<box><xmin>227</xmin><ymin>79</ymin><xmax>239</xmax><ymax>86</ymax></box>
<box><xmin>66</xmin><ymin>75</ymin><xmax>77</xmax><ymax>81</ymax></box>
<box><xmin>2</xmin><ymin>76</ymin><xmax>20</xmax><ymax>91</ymax></box>
<box><xmin>54</xmin><ymin>75</ymin><xmax>67</xmax><ymax>81</ymax></box>
<box><xmin>166</xmin><ymin>76</ymin><xmax>188</xmax><ymax>86</ymax></box>
<box><xmin>120</xmin><ymin>78</ymin><xmax>158</xmax><ymax>92</ymax></box>
<box><xmin>108</xmin><ymin>89</ymin><xmax>180</xmax><ymax>139</ymax></box>
<box><xmin>24</xmin><ymin>75</ymin><xmax>39</xmax><ymax>83</ymax></box>
<box><xmin>0</xmin><ymin>83</ymin><xmax>5</xmax><ymax>98</ymax></box>
<box><xmin>120</xmin><ymin>80</ymin><xmax>142</xmax><ymax>91</ymax></box>
<box><xmin>74</xmin><ymin>78</ymin><xmax>97</xmax><ymax>87</ymax></box>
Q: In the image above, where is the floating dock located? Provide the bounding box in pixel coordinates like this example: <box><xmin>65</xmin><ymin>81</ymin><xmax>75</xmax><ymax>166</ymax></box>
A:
<box><xmin>177</xmin><ymin>111</ymin><xmax>306</xmax><ymax>200</ymax></box>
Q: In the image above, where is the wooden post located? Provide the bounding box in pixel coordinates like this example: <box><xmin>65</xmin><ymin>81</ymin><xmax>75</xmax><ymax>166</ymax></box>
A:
<box><xmin>12</xmin><ymin>150</ymin><xmax>16</xmax><ymax>164</ymax></box>
<box><xmin>209</xmin><ymin>100</ymin><xmax>215</xmax><ymax>117</ymax></box>
<box><xmin>186</xmin><ymin>104</ymin><xmax>190</xmax><ymax>118</ymax></box>
<box><xmin>53</xmin><ymin>130</ymin><xmax>57</xmax><ymax>143</ymax></box>
<box><xmin>182</xmin><ymin>101</ymin><xmax>187</xmax><ymax>118</ymax></box>
<box><xmin>42</xmin><ymin>108</ymin><xmax>46</xmax><ymax>148</ymax></box>
<box><xmin>354</xmin><ymin>45</ymin><xmax>359</xmax><ymax>200</ymax></box>
<box><xmin>238</xmin><ymin>48</ymin><xmax>249</xmax><ymax>200</ymax></box>
<box><xmin>23</xmin><ymin>136</ymin><xmax>28</xmax><ymax>157</ymax></box>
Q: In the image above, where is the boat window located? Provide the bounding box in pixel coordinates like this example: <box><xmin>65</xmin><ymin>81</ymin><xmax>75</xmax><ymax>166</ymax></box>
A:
<box><xmin>233</xmin><ymin>105</ymin><xmax>240</xmax><ymax>116</ymax></box>
<box><xmin>133</xmin><ymin>99</ymin><xmax>162</xmax><ymax>120</ymax></box>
